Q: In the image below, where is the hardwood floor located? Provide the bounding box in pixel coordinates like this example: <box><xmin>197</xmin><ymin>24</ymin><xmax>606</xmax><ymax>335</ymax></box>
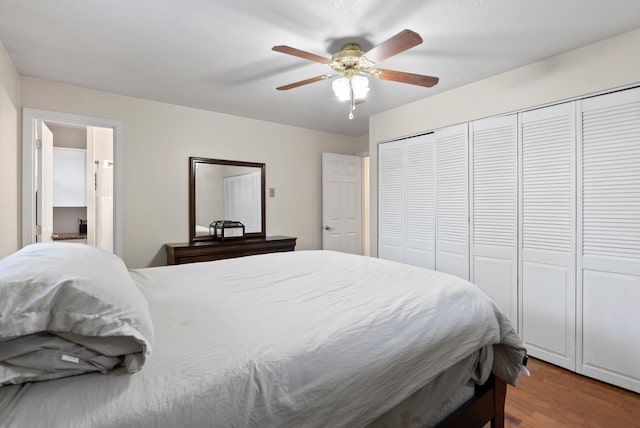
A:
<box><xmin>503</xmin><ymin>358</ymin><xmax>640</xmax><ymax>427</ymax></box>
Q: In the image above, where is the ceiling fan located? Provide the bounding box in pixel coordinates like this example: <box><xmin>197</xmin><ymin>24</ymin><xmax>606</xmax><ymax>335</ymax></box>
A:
<box><xmin>272</xmin><ymin>29</ymin><xmax>439</xmax><ymax>119</ymax></box>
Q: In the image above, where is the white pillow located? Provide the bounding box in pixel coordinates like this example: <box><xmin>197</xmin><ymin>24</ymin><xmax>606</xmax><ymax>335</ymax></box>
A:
<box><xmin>0</xmin><ymin>243</ymin><xmax>153</xmax><ymax>386</ymax></box>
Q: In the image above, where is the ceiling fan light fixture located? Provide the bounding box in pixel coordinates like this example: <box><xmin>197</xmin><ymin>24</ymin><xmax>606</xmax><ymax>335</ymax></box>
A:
<box><xmin>332</xmin><ymin>75</ymin><xmax>369</xmax><ymax>102</ymax></box>
<box><xmin>273</xmin><ymin>30</ymin><xmax>437</xmax><ymax>120</ymax></box>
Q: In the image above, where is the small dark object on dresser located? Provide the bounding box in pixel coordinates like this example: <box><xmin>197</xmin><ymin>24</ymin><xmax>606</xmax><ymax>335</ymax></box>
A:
<box><xmin>210</xmin><ymin>220</ymin><xmax>245</xmax><ymax>241</ymax></box>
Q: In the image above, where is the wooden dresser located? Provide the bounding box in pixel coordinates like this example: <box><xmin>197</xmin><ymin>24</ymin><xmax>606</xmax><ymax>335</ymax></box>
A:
<box><xmin>165</xmin><ymin>236</ymin><xmax>297</xmax><ymax>265</ymax></box>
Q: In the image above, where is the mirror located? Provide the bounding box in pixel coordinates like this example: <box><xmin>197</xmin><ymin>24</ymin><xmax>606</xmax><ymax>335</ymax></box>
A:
<box><xmin>189</xmin><ymin>157</ymin><xmax>266</xmax><ymax>242</ymax></box>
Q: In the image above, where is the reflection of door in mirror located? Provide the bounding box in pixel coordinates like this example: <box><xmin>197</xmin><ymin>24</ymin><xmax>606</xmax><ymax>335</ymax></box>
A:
<box><xmin>224</xmin><ymin>171</ymin><xmax>261</xmax><ymax>233</ymax></box>
<box><xmin>192</xmin><ymin>160</ymin><xmax>265</xmax><ymax>241</ymax></box>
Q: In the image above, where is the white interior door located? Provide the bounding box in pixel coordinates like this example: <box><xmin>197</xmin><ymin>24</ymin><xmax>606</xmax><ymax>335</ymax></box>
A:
<box><xmin>322</xmin><ymin>153</ymin><xmax>362</xmax><ymax>254</ymax></box>
<box><xmin>435</xmin><ymin>123</ymin><xmax>469</xmax><ymax>280</ymax></box>
<box><xmin>36</xmin><ymin>120</ymin><xmax>53</xmax><ymax>242</ymax></box>
<box><xmin>578</xmin><ymin>87</ymin><xmax>640</xmax><ymax>393</ymax></box>
<box><xmin>470</xmin><ymin>114</ymin><xmax>518</xmax><ymax>324</ymax></box>
<box><xmin>378</xmin><ymin>141</ymin><xmax>405</xmax><ymax>262</ymax></box>
<box><xmin>406</xmin><ymin>134</ymin><xmax>436</xmax><ymax>269</ymax></box>
<box><xmin>86</xmin><ymin>126</ymin><xmax>115</xmax><ymax>252</ymax></box>
<box><xmin>520</xmin><ymin>102</ymin><xmax>576</xmax><ymax>371</ymax></box>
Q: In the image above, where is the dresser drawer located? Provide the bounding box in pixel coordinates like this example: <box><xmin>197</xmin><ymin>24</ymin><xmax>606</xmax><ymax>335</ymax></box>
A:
<box><xmin>166</xmin><ymin>236</ymin><xmax>297</xmax><ymax>265</ymax></box>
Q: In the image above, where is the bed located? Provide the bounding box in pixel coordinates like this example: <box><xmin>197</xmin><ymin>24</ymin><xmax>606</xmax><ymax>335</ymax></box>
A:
<box><xmin>0</xmin><ymin>243</ymin><xmax>525</xmax><ymax>427</ymax></box>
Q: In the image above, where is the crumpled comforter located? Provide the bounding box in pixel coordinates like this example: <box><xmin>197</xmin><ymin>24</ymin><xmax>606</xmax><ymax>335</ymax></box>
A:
<box><xmin>0</xmin><ymin>243</ymin><xmax>153</xmax><ymax>386</ymax></box>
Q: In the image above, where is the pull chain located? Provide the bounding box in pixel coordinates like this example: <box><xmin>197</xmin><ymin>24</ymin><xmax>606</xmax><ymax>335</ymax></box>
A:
<box><xmin>349</xmin><ymin>76</ymin><xmax>355</xmax><ymax>120</ymax></box>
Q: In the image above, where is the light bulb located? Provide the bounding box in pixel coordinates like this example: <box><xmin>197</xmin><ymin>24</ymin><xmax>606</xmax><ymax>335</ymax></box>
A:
<box><xmin>332</xmin><ymin>77</ymin><xmax>351</xmax><ymax>101</ymax></box>
<box><xmin>350</xmin><ymin>75</ymin><xmax>369</xmax><ymax>99</ymax></box>
<box><xmin>332</xmin><ymin>75</ymin><xmax>369</xmax><ymax>102</ymax></box>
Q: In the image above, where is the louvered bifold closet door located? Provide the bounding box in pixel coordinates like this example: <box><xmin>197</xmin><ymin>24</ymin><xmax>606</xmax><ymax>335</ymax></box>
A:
<box><xmin>436</xmin><ymin>123</ymin><xmax>469</xmax><ymax>280</ymax></box>
<box><xmin>470</xmin><ymin>115</ymin><xmax>518</xmax><ymax>323</ymax></box>
<box><xmin>405</xmin><ymin>134</ymin><xmax>436</xmax><ymax>269</ymax></box>
<box><xmin>579</xmin><ymin>87</ymin><xmax>640</xmax><ymax>393</ymax></box>
<box><xmin>378</xmin><ymin>140</ymin><xmax>406</xmax><ymax>262</ymax></box>
<box><xmin>520</xmin><ymin>102</ymin><xmax>576</xmax><ymax>370</ymax></box>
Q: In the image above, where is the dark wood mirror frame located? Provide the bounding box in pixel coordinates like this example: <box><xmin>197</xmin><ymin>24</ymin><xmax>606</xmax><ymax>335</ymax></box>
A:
<box><xmin>189</xmin><ymin>157</ymin><xmax>266</xmax><ymax>243</ymax></box>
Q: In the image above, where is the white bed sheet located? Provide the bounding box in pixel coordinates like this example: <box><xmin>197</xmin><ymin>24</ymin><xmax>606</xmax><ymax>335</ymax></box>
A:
<box><xmin>0</xmin><ymin>250</ymin><xmax>524</xmax><ymax>427</ymax></box>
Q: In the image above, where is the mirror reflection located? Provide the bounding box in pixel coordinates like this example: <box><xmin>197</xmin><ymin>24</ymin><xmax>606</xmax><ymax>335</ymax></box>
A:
<box><xmin>190</xmin><ymin>158</ymin><xmax>266</xmax><ymax>242</ymax></box>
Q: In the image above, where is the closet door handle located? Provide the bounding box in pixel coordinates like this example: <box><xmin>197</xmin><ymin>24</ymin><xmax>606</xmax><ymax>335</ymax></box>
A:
<box><xmin>323</xmin><ymin>225</ymin><xmax>334</xmax><ymax>231</ymax></box>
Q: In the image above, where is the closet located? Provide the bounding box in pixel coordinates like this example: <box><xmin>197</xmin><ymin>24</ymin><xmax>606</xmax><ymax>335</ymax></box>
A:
<box><xmin>377</xmin><ymin>127</ymin><xmax>470</xmax><ymax>274</ymax></box>
<box><xmin>520</xmin><ymin>102</ymin><xmax>577</xmax><ymax>370</ymax></box>
<box><xmin>578</xmin><ymin>87</ymin><xmax>640</xmax><ymax>392</ymax></box>
<box><xmin>378</xmin><ymin>134</ymin><xmax>435</xmax><ymax>268</ymax></box>
<box><xmin>470</xmin><ymin>115</ymin><xmax>518</xmax><ymax>324</ymax></box>
<box><xmin>378</xmin><ymin>86</ymin><xmax>640</xmax><ymax>393</ymax></box>
<box><xmin>435</xmin><ymin>124</ymin><xmax>469</xmax><ymax>280</ymax></box>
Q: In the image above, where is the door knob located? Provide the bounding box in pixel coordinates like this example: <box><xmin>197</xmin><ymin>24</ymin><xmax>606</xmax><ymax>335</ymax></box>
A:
<box><xmin>323</xmin><ymin>225</ymin><xmax>334</xmax><ymax>231</ymax></box>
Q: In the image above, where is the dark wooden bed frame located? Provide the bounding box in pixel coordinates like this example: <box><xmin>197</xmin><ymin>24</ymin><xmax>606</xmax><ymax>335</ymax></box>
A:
<box><xmin>436</xmin><ymin>374</ymin><xmax>507</xmax><ymax>428</ymax></box>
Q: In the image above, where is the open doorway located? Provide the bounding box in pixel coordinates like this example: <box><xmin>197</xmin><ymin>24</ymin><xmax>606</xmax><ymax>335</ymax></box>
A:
<box><xmin>22</xmin><ymin>109</ymin><xmax>123</xmax><ymax>257</ymax></box>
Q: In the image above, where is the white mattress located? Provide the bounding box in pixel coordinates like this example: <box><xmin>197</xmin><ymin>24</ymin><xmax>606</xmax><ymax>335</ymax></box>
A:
<box><xmin>0</xmin><ymin>250</ymin><xmax>524</xmax><ymax>427</ymax></box>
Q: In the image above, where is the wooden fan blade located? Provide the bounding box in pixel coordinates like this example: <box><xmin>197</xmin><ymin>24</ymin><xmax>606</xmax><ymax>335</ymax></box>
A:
<box><xmin>276</xmin><ymin>75</ymin><xmax>334</xmax><ymax>90</ymax></box>
<box><xmin>272</xmin><ymin>45</ymin><xmax>331</xmax><ymax>64</ymax></box>
<box><xmin>370</xmin><ymin>68</ymin><xmax>439</xmax><ymax>87</ymax></box>
<box><xmin>364</xmin><ymin>29</ymin><xmax>423</xmax><ymax>64</ymax></box>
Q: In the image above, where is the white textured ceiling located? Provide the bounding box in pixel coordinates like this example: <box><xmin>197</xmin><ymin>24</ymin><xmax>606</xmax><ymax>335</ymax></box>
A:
<box><xmin>1</xmin><ymin>0</ymin><xmax>640</xmax><ymax>137</ymax></box>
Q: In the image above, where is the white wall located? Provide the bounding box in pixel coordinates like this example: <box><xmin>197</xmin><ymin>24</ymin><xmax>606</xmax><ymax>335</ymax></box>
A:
<box><xmin>53</xmin><ymin>207</ymin><xmax>87</xmax><ymax>233</ymax></box>
<box><xmin>0</xmin><ymin>41</ymin><xmax>20</xmax><ymax>259</ymax></box>
<box><xmin>48</xmin><ymin>123</ymin><xmax>86</xmax><ymax>149</ymax></box>
<box><xmin>369</xmin><ymin>28</ymin><xmax>640</xmax><ymax>257</ymax></box>
<box><xmin>352</xmin><ymin>134</ymin><xmax>369</xmax><ymax>154</ymax></box>
<box><xmin>20</xmin><ymin>78</ymin><xmax>361</xmax><ymax>267</ymax></box>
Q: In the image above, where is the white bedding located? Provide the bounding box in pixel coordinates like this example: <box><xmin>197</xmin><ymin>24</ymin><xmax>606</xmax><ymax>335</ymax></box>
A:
<box><xmin>0</xmin><ymin>250</ymin><xmax>524</xmax><ymax>427</ymax></box>
<box><xmin>0</xmin><ymin>243</ymin><xmax>153</xmax><ymax>386</ymax></box>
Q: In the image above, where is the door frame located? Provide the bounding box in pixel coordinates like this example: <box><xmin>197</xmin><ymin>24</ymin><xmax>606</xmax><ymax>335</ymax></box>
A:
<box><xmin>22</xmin><ymin>108</ymin><xmax>124</xmax><ymax>257</ymax></box>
